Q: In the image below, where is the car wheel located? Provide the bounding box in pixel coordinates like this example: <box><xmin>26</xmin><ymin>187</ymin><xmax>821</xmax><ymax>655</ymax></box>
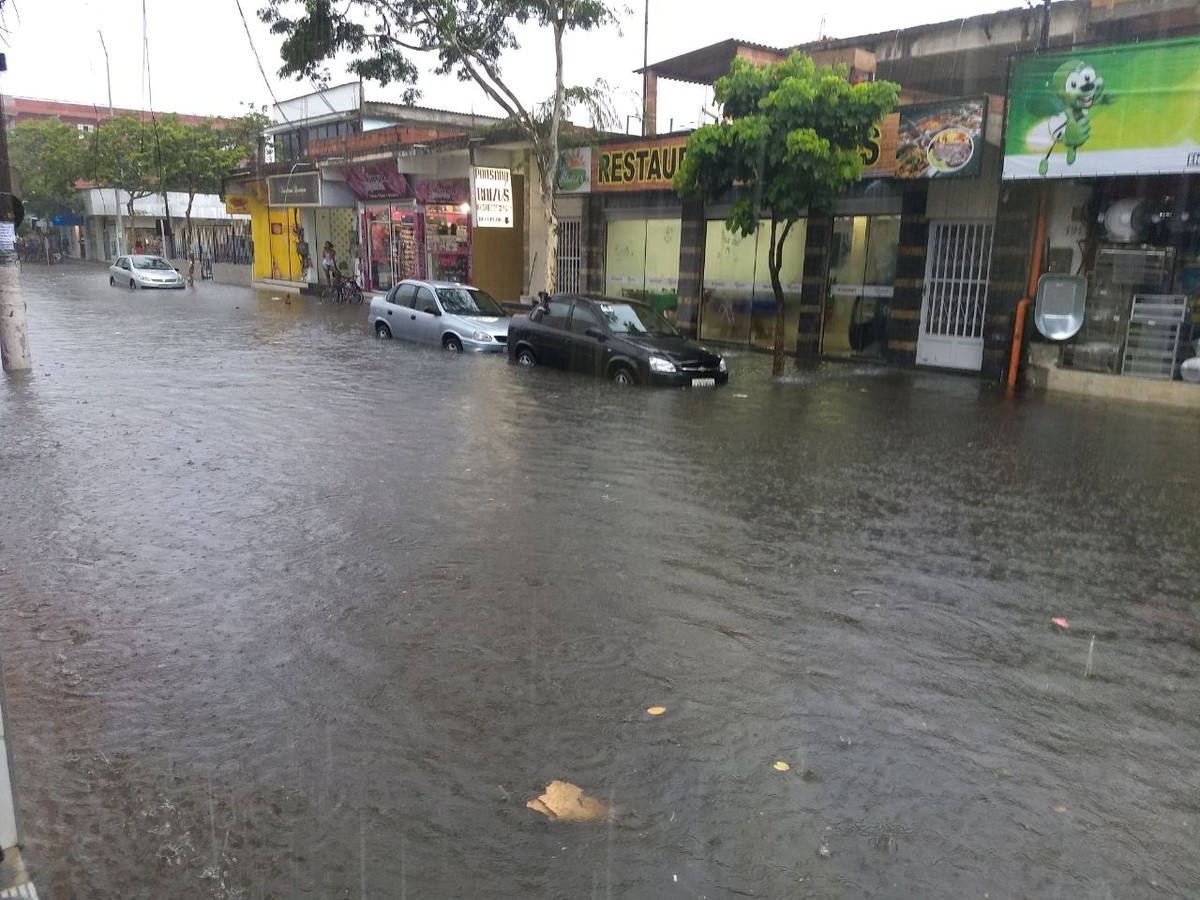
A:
<box><xmin>443</xmin><ymin>335</ymin><xmax>463</xmax><ymax>353</ymax></box>
<box><xmin>109</xmin><ymin>275</ymin><xmax>115</xmax><ymax>286</ymax></box>
<box><xmin>375</xmin><ymin>322</ymin><xmax>392</xmax><ymax>340</ymax></box>
<box><xmin>128</xmin><ymin>278</ymin><xmax>137</xmax><ymax>290</ymax></box>
<box><xmin>515</xmin><ymin>347</ymin><xmax>537</xmax><ymax>367</ymax></box>
<box><xmin>611</xmin><ymin>364</ymin><xmax>637</xmax><ymax>386</ymax></box>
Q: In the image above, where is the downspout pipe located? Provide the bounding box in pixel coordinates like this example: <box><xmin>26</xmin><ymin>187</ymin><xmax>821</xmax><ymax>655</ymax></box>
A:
<box><xmin>1007</xmin><ymin>189</ymin><xmax>1048</xmax><ymax>396</ymax></box>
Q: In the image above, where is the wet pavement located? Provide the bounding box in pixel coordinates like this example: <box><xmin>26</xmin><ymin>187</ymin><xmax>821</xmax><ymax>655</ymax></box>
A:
<box><xmin>1</xmin><ymin>264</ymin><xmax>1198</xmax><ymax>898</ymax></box>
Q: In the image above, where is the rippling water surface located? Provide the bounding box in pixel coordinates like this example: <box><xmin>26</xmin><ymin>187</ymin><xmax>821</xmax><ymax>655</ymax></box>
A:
<box><xmin>1</xmin><ymin>266</ymin><xmax>1198</xmax><ymax>898</ymax></box>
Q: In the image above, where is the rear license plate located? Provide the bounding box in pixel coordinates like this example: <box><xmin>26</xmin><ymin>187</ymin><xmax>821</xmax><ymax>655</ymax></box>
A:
<box><xmin>691</xmin><ymin>377</ymin><xmax>716</xmax><ymax>388</ymax></box>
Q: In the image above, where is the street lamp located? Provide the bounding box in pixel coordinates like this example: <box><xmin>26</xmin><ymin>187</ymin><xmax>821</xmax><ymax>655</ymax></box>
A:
<box><xmin>98</xmin><ymin>31</ymin><xmax>123</xmax><ymax>257</ymax></box>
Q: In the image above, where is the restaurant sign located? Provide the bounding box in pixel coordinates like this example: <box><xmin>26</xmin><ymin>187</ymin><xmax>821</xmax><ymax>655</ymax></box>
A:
<box><xmin>1004</xmin><ymin>36</ymin><xmax>1200</xmax><ymax>180</ymax></box>
<box><xmin>593</xmin><ymin>138</ymin><xmax>688</xmax><ymax>192</ymax></box>
<box><xmin>267</xmin><ymin>171</ymin><xmax>321</xmax><ymax>206</ymax></box>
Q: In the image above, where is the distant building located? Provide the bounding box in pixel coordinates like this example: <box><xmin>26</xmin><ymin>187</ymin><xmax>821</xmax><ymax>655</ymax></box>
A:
<box><xmin>3</xmin><ymin>96</ymin><xmax>252</xmax><ymax>267</ymax></box>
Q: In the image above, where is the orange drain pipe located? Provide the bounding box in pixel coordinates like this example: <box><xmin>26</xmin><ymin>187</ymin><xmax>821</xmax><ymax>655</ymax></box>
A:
<box><xmin>1007</xmin><ymin>190</ymin><xmax>1049</xmax><ymax>396</ymax></box>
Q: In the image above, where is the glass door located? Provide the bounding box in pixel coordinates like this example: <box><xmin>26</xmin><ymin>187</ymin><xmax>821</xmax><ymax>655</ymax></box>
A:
<box><xmin>425</xmin><ymin>204</ymin><xmax>471</xmax><ymax>284</ymax></box>
<box><xmin>822</xmin><ymin>215</ymin><xmax>901</xmax><ymax>358</ymax></box>
<box><xmin>365</xmin><ymin>205</ymin><xmax>421</xmax><ymax>291</ymax></box>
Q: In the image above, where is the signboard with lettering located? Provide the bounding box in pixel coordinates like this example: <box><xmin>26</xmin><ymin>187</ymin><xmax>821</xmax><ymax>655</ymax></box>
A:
<box><xmin>470</xmin><ymin>166</ymin><xmax>513</xmax><ymax>228</ymax></box>
<box><xmin>343</xmin><ymin>163</ymin><xmax>412</xmax><ymax>200</ymax></box>
<box><xmin>1004</xmin><ymin>36</ymin><xmax>1200</xmax><ymax>179</ymax></box>
<box><xmin>267</xmin><ymin>172</ymin><xmax>321</xmax><ymax>207</ymax></box>
<box><xmin>593</xmin><ymin>139</ymin><xmax>688</xmax><ymax>192</ymax></box>
<box><xmin>414</xmin><ymin>179</ymin><xmax>470</xmax><ymax>206</ymax></box>
<box><xmin>556</xmin><ymin>147</ymin><xmax>592</xmax><ymax>194</ymax></box>
<box><xmin>861</xmin><ymin>114</ymin><xmax>899</xmax><ymax>178</ymax></box>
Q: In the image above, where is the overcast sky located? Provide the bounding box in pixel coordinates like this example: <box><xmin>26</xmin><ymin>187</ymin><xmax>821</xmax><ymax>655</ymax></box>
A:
<box><xmin>1</xmin><ymin>0</ymin><xmax>1024</xmax><ymax>133</ymax></box>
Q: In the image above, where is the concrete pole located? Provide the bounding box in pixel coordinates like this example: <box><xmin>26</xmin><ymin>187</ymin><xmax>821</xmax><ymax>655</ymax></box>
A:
<box><xmin>0</xmin><ymin>58</ymin><xmax>32</xmax><ymax>372</ymax></box>
<box><xmin>641</xmin><ymin>0</ymin><xmax>650</xmax><ymax>136</ymax></box>
<box><xmin>99</xmin><ymin>32</ymin><xmax>123</xmax><ymax>257</ymax></box>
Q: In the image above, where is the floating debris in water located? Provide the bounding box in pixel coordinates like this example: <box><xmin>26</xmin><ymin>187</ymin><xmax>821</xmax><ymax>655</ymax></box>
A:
<box><xmin>772</xmin><ymin>760</ymin><xmax>790</xmax><ymax>772</ymax></box>
<box><xmin>526</xmin><ymin>780</ymin><xmax>609</xmax><ymax>822</ymax></box>
<box><xmin>1052</xmin><ymin>617</ymin><xmax>1070</xmax><ymax>629</ymax></box>
<box><xmin>646</xmin><ymin>706</ymin><xmax>666</xmax><ymax>716</ymax></box>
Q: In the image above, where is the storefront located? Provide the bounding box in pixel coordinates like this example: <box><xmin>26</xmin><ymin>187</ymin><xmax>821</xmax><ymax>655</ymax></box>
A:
<box><xmin>351</xmin><ymin>174</ymin><xmax>474</xmax><ymax>291</ymax></box>
<box><xmin>418</xmin><ymin>180</ymin><xmax>473</xmax><ymax>284</ymax></box>
<box><xmin>1002</xmin><ymin>36</ymin><xmax>1200</xmax><ymax>384</ymax></box>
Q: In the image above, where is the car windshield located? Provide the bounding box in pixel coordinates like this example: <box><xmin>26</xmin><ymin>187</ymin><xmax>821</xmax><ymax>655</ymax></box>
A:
<box><xmin>132</xmin><ymin>257</ymin><xmax>173</xmax><ymax>271</ymax></box>
<box><xmin>595</xmin><ymin>301</ymin><xmax>679</xmax><ymax>337</ymax></box>
<box><xmin>436</xmin><ymin>287</ymin><xmax>505</xmax><ymax>317</ymax></box>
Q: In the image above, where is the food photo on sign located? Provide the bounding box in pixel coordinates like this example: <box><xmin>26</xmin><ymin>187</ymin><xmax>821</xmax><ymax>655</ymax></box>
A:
<box><xmin>894</xmin><ymin>98</ymin><xmax>986</xmax><ymax>179</ymax></box>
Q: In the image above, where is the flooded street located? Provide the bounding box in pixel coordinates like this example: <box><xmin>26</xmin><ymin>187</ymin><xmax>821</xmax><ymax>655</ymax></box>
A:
<box><xmin>1</xmin><ymin>264</ymin><xmax>1198</xmax><ymax>898</ymax></box>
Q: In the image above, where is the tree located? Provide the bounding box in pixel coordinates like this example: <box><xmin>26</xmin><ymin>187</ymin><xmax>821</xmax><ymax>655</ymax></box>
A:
<box><xmin>8</xmin><ymin>117</ymin><xmax>87</xmax><ymax>220</ymax></box>
<box><xmin>674</xmin><ymin>53</ymin><xmax>899</xmax><ymax>376</ymax></box>
<box><xmin>159</xmin><ymin>112</ymin><xmax>267</xmax><ymax>255</ymax></box>
<box><xmin>259</xmin><ymin>0</ymin><xmax>619</xmax><ymax>294</ymax></box>
<box><xmin>88</xmin><ymin>113</ymin><xmax>158</xmax><ymax>249</ymax></box>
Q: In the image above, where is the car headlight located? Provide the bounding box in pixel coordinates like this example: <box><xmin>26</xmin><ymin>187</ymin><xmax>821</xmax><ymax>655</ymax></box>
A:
<box><xmin>718</xmin><ymin>357</ymin><xmax>727</xmax><ymax>373</ymax></box>
<box><xmin>649</xmin><ymin>356</ymin><xmax>677</xmax><ymax>374</ymax></box>
<box><xmin>471</xmin><ymin>331</ymin><xmax>494</xmax><ymax>342</ymax></box>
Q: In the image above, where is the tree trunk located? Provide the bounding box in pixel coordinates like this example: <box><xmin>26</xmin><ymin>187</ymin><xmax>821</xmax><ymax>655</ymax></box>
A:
<box><xmin>126</xmin><ymin>196</ymin><xmax>137</xmax><ymax>249</ymax></box>
<box><xmin>185</xmin><ymin>192</ymin><xmax>196</xmax><ymax>259</ymax></box>
<box><xmin>528</xmin><ymin>18</ymin><xmax>567</xmax><ymax>297</ymax></box>
<box><xmin>535</xmin><ymin>157</ymin><xmax>559</xmax><ymax>295</ymax></box>
<box><xmin>160</xmin><ymin>189</ymin><xmax>172</xmax><ymax>257</ymax></box>
<box><xmin>768</xmin><ymin>216</ymin><xmax>797</xmax><ymax>377</ymax></box>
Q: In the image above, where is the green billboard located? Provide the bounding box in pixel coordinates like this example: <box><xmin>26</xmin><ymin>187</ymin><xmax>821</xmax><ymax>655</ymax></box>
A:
<box><xmin>1003</xmin><ymin>36</ymin><xmax>1200</xmax><ymax>180</ymax></box>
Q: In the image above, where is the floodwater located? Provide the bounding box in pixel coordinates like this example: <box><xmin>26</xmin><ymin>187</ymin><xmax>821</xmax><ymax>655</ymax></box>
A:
<box><xmin>1</xmin><ymin>264</ymin><xmax>1198</xmax><ymax>899</ymax></box>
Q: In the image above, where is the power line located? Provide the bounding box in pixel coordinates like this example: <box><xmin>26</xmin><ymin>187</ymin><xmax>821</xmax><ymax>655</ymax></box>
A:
<box><xmin>233</xmin><ymin>0</ymin><xmax>293</xmax><ymax>126</ymax></box>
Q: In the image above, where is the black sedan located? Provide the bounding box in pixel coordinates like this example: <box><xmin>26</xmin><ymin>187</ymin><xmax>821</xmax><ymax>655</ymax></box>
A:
<box><xmin>507</xmin><ymin>294</ymin><xmax>728</xmax><ymax>387</ymax></box>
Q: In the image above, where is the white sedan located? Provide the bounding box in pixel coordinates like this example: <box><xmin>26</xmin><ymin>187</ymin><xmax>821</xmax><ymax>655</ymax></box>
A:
<box><xmin>109</xmin><ymin>255</ymin><xmax>186</xmax><ymax>290</ymax></box>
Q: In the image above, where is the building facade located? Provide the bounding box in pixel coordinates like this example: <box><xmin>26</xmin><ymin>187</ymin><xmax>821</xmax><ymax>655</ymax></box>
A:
<box><xmin>558</xmin><ymin>0</ymin><xmax>1200</xmax><ymax>399</ymax></box>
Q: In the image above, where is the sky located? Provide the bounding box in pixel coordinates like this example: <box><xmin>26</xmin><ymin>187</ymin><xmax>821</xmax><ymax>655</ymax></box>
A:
<box><xmin>0</xmin><ymin>0</ymin><xmax>1027</xmax><ymax>133</ymax></box>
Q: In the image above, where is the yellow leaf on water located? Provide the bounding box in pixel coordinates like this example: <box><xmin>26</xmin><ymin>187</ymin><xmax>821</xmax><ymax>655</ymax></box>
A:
<box><xmin>646</xmin><ymin>706</ymin><xmax>667</xmax><ymax>716</ymax></box>
<box><xmin>773</xmin><ymin>761</ymin><xmax>790</xmax><ymax>772</ymax></box>
<box><xmin>526</xmin><ymin>780</ymin><xmax>610</xmax><ymax>823</ymax></box>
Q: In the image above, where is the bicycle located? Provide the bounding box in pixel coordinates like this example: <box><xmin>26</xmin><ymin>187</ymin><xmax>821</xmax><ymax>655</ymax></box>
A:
<box><xmin>322</xmin><ymin>271</ymin><xmax>363</xmax><ymax>304</ymax></box>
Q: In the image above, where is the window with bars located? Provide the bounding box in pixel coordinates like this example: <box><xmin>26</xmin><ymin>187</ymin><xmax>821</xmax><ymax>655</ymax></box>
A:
<box><xmin>557</xmin><ymin>218</ymin><xmax>581</xmax><ymax>293</ymax></box>
<box><xmin>922</xmin><ymin>221</ymin><xmax>994</xmax><ymax>339</ymax></box>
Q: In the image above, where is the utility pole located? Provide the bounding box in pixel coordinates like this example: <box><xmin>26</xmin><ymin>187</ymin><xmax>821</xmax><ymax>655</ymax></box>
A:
<box><xmin>0</xmin><ymin>54</ymin><xmax>32</xmax><ymax>372</ymax></box>
<box><xmin>99</xmin><ymin>32</ymin><xmax>124</xmax><ymax>257</ymax></box>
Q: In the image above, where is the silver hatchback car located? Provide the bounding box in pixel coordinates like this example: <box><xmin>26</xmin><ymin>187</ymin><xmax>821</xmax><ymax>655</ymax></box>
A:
<box><xmin>109</xmin><ymin>255</ymin><xmax>186</xmax><ymax>290</ymax></box>
<box><xmin>369</xmin><ymin>280</ymin><xmax>509</xmax><ymax>352</ymax></box>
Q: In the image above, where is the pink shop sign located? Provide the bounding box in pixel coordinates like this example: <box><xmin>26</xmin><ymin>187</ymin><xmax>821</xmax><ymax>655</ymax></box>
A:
<box><xmin>414</xmin><ymin>179</ymin><xmax>470</xmax><ymax>205</ymax></box>
<box><xmin>343</xmin><ymin>164</ymin><xmax>412</xmax><ymax>201</ymax></box>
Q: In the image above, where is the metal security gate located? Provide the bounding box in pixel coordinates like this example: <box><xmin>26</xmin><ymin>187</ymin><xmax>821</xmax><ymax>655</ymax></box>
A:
<box><xmin>916</xmin><ymin>221</ymin><xmax>994</xmax><ymax>371</ymax></box>
<box><xmin>557</xmin><ymin>218</ymin><xmax>581</xmax><ymax>293</ymax></box>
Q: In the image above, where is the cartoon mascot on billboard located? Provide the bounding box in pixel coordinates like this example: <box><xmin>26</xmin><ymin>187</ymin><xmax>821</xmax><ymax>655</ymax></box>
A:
<box><xmin>1028</xmin><ymin>59</ymin><xmax>1116</xmax><ymax>176</ymax></box>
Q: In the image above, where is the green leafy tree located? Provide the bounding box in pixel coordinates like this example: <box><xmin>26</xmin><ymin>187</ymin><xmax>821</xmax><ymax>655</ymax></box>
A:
<box><xmin>259</xmin><ymin>0</ymin><xmax>619</xmax><ymax>293</ymax></box>
<box><xmin>675</xmin><ymin>53</ymin><xmax>899</xmax><ymax>375</ymax></box>
<box><xmin>159</xmin><ymin>112</ymin><xmax>267</xmax><ymax>253</ymax></box>
<box><xmin>9</xmin><ymin>117</ymin><xmax>87</xmax><ymax>220</ymax></box>
<box><xmin>88</xmin><ymin>113</ymin><xmax>158</xmax><ymax>249</ymax></box>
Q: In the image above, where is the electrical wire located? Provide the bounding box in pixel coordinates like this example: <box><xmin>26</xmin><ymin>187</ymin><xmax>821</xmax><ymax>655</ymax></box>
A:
<box><xmin>233</xmin><ymin>0</ymin><xmax>293</xmax><ymax>126</ymax></box>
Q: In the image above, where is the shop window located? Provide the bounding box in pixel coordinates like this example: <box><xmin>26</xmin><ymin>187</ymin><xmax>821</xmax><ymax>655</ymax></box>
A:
<box><xmin>700</xmin><ymin>220</ymin><xmax>806</xmax><ymax>350</ymax></box>
<box><xmin>604</xmin><ymin>219</ymin><xmax>681</xmax><ymax>321</ymax></box>
<box><xmin>822</xmin><ymin>215</ymin><xmax>899</xmax><ymax>357</ymax></box>
<box><xmin>426</xmin><ymin>204</ymin><xmax>471</xmax><ymax>284</ymax></box>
